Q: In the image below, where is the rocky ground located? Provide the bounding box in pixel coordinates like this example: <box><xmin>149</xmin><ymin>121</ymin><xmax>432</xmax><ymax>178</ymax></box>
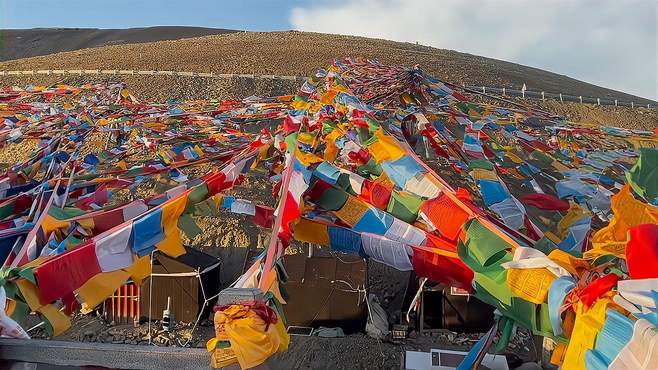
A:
<box><xmin>26</xmin><ymin>312</ymin><xmax>538</xmax><ymax>369</ymax></box>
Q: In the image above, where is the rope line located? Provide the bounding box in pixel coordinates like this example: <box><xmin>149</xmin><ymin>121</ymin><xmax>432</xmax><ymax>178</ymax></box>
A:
<box><xmin>0</xmin><ymin>69</ymin><xmax>652</xmax><ymax>109</ymax></box>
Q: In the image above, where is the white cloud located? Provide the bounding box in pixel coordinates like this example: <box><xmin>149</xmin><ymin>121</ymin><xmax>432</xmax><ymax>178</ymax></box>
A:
<box><xmin>290</xmin><ymin>0</ymin><xmax>657</xmax><ymax>100</ymax></box>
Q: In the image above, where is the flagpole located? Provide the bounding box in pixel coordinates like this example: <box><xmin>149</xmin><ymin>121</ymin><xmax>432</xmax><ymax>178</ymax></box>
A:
<box><xmin>259</xmin><ymin>148</ymin><xmax>295</xmax><ymax>291</ymax></box>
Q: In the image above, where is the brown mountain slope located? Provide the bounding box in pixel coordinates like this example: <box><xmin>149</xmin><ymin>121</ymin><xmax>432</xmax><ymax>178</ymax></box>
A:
<box><xmin>0</xmin><ymin>31</ymin><xmax>654</xmax><ymax>106</ymax></box>
<box><xmin>0</xmin><ymin>26</ymin><xmax>237</xmax><ymax>61</ymax></box>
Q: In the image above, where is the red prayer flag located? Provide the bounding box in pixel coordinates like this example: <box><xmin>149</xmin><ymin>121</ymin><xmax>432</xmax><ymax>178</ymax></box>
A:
<box><xmin>520</xmin><ymin>193</ymin><xmax>570</xmax><ymax>211</ymax></box>
<box><xmin>34</xmin><ymin>241</ymin><xmax>102</xmax><ymax>305</ymax></box>
<box><xmin>626</xmin><ymin>224</ymin><xmax>658</xmax><ymax>279</ymax></box>
<box><xmin>412</xmin><ymin>247</ymin><xmax>473</xmax><ymax>291</ymax></box>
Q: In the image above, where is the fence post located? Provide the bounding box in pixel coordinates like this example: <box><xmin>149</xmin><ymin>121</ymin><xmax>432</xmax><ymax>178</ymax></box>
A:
<box><xmin>615</xmin><ymin>99</ymin><xmax>618</xmax><ymax>107</ymax></box>
<box><xmin>541</xmin><ymin>92</ymin><xmax>545</xmax><ymax>101</ymax></box>
<box><xmin>559</xmin><ymin>93</ymin><xmax>563</xmax><ymax>103</ymax></box>
<box><xmin>631</xmin><ymin>102</ymin><xmax>634</xmax><ymax>108</ymax></box>
<box><xmin>579</xmin><ymin>96</ymin><xmax>583</xmax><ymax>103</ymax></box>
<box><xmin>597</xmin><ymin>98</ymin><xmax>600</xmax><ymax>106</ymax></box>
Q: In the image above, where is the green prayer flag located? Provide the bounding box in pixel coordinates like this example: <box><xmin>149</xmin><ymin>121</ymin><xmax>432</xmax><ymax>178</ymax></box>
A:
<box><xmin>357</xmin><ymin>159</ymin><xmax>382</xmax><ymax>177</ymax></box>
<box><xmin>314</xmin><ymin>187</ymin><xmax>348</xmax><ymax>211</ymax></box>
<box><xmin>495</xmin><ymin>317</ymin><xmax>514</xmax><ymax>353</ymax></box>
<box><xmin>185</xmin><ymin>183</ymin><xmax>209</xmax><ymax>213</ymax></box>
<box><xmin>18</xmin><ymin>267</ymin><xmax>36</xmax><ymax>284</ymax></box>
<box><xmin>626</xmin><ymin>148</ymin><xmax>658</xmax><ymax>202</ymax></box>
<box><xmin>9</xmin><ymin>299</ymin><xmax>29</xmax><ymax>326</ymax></box>
<box><xmin>362</xmin><ymin>133</ymin><xmax>378</xmax><ymax>147</ymax></box>
<box><xmin>506</xmin><ymin>297</ymin><xmax>537</xmax><ymax>332</ymax></box>
<box><xmin>464</xmin><ymin>219</ymin><xmax>512</xmax><ymax>268</ymax></box>
<box><xmin>468</xmin><ymin>159</ymin><xmax>494</xmax><ymax>171</ymax></box>
<box><xmin>386</xmin><ymin>190</ymin><xmax>422</xmax><ymax>224</ymax></box>
<box><xmin>533</xmin><ymin>237</ymin><xmax>558</xmax><ymax>255</ymax></box>
<box><xmin>336</xmin><ymin>174</ymin><xmax>353</xmax><ymax>194</ymax></box>
<box><xmin>48</xmin><ymin>206</ymin><xmax>85</xmax><ymax>220</ymax></box>
<box><xmin>534</xmin><ymin>303</ymin><xmax>554</xmax><ymax>338</ymax></box>
<box><xmin>0</xmin><ymin>202</ymin><xmax>14</xmax><ymax>221</ymax></box>
<box><xmin>529</xmin><ymin>150</ymin><xmax>553</xmax><ymax>168</ymax></box>
<box><xmin>193</xmin><ymin>200</ymin><xmax>215</xmax><ymax>217</ymax></box>
<box><xmin>178</xmin><ymin>214</ymin><xmax>202</xmax><ymax>239</ymax></box>
<box><xmin>321</xmin><ymin>119</ymin><xmax>337</xmax><ymax>135</ymax></box>
<box><xmin>474</xmin><ymin>270</ymin><xmax>512</xmax><ymax>306</ymax></box>
<box><xmin>3</xmin><ymin>281</ymin><xmax>17</xmax><ymax>299</ymax></box>
<box><xmin>357</xmin><ymin>127</ymin><xmax>370</xmax><ymax>143</ymax></box>
<box><xmin>285</xmin><ymin>133</ymin><xmax>298</xmax><ymax>153</ymax></box>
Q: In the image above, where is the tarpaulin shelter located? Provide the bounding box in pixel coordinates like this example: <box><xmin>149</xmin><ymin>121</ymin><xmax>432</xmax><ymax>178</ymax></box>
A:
<box><xmin>140</xmin><ymin>247</ymin><xmax>220</xmax><ymax>323</ymax></box>
<box><xmin>417</xmin><ymin>283</ymin><xmax>495</xmax><ymax>333</ymax></box>
<box><xmin>282</xmin><ymin>253</ymin><xmax>367</xmax><ymax>333</ymax></box>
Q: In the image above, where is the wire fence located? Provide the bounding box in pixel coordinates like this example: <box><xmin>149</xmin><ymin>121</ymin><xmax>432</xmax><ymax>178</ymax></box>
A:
<box><xmin>463</xmin><ymin>84</ymin><xmax>654</xmax><ymax>109</ymax></box>
<box><xmin>0</xmin><ymin>69</ymin><xmax>654</xmax><ymax>109</ymax></box>
<box><xmin>0</xmin><ymin>69</ymin><xmax>300</xmax><ymax>81</ymax></box>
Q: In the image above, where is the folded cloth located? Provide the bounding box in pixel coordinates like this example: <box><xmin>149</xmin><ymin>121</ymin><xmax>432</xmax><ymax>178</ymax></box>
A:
<box><xmin>210</xmin><ymin>304</ymin><xmax>289</xmax><ymax>369</ymax></box>
<box><xmin>314</xmin><ymin>327</ymin><xmax>345</xmax><ymax>338</ymax></box>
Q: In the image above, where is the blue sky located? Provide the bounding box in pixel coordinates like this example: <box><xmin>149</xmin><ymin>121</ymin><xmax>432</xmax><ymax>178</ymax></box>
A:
<box><xmin>1</xmin><ymin>0</ymin><xmax>656</xmax><ymax>100</ymax></box>
<box><xmin>0</xmin><ymin>0</ymin><xmax>305</xmax><ymax>30</ymax></box>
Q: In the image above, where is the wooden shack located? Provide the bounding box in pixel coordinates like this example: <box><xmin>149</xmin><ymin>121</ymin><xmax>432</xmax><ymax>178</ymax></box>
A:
<box><xmin>139</xmin><ymin>247</ymin><xmax>221</xmax><ymax>323</ymax></box>
<box><xmin>282</xmin><ymin>253</ymin><xmax>368</xmax><ymax>333</ymax></box>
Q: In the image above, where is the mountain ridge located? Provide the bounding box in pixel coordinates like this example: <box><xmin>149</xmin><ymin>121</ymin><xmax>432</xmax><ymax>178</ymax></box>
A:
<box><xmin>0</xmin><ymin>26</ymin><xmax>238</xmax><ymax>61</ymax></box>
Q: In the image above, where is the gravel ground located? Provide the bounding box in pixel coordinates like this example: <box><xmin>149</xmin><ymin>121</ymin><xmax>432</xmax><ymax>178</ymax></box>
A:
<box><xmin>30</xmin><ymin>313</ymin><xmax>537</xmax><ymax>369</ymax></box>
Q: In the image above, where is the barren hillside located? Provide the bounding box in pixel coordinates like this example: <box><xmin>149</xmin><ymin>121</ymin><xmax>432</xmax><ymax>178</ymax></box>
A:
<box><xmin>0</xmin><ymin>31</ymin><xmax>654</xmax><ymax>106</ymax></box>
<box><xmin>0</xmin><ymin>26</ymin><xmax>237</xmax><ymax>61</ymax></box>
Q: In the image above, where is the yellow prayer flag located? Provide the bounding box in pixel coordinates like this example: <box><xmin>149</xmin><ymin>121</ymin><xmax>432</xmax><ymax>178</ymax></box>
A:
<box><xmin>37</xmin><ymin>304</ymin><xmax>71</xmax><ymax>337</ymax></box>
<box><xmin>334</xmin><ymin>196</ymin><xmax>369</xmax><ymax>226</ymax></box>
<box><xmin>76</xmin><ymin>269</ymin><xmax>130</xmax><ymax>314</ymax></box>
<box><xmin>506</xmin><ymin>268</ymin><xmax>556</xmax><ymax>304</ymax></box>
<box><xmin>16</xmin><ymin>279</ymin><xmax>41</xmax><ymax>311</ymax></box>
<box><xmin>470</xmin><ymin>168</ymin><xmax>499</xmax><ymax>181</ymax></box>
<box><xmin>368</xmin><ymin>128</ymin><xmax>405</xmax><ymax>163</ymax></box>
<box><xmin>294</xmin><ymin>148</ymin><xmax>323</xmax><ymax>167</ymax></box>
<box><xmin>548</xmin><ymin>249</ymin><xmax>590</xmax><ymax>277</ymax></box>
<box><xmin>558</xmin><ymin>203</ymin><xmax>591</xmax><ymax>238</ymax></box>
<box><xmin>592</xmin><ymin>184</ymin><xmax>658</xmax><ymax>248</ymax></box>
<box><xmin>156</xmin><ymin>196</ymin><xmax>188</xmax><ymax>257</ymax></box>
<box><xmin>561</xmin><ymin>299</ymin><xmax>611</xmax><ymax>370</ymax></box>
<box><xmin>292</xmin><ymin>218</ymin><xmax>330</xmax><ymax>246</ymax></box>
<box><xmin>124</xmin><ymin>255</ymin><xmax>152</xmax><ymax>286</ymax></box>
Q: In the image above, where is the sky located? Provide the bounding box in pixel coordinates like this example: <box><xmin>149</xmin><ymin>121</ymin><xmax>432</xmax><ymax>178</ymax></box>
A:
<box><xmin>1</xmin><ymin>0</ymin><xmax>656</xmax><ymax>100</ymax></box>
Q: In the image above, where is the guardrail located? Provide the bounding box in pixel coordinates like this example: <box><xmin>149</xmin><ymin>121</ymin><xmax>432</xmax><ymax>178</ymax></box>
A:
<box><xmin>0</xmin><ymin>69</ymin><xmax>302</xmax><ymax>82</ymax></box>
<box><xmin>463</xmin><ymin>84</ymin><xmax>654</xmax><ymax>109</ymax></box>
<box><xmin>0</xmin><ymin>69</ymin><xmax>654</xmax><ymax>109</ymax></box>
